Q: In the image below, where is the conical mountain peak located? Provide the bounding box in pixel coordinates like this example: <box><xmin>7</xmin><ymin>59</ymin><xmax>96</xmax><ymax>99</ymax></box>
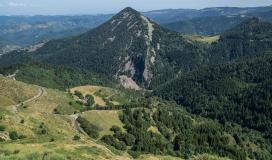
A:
<box><xmin>106</xmin><ymin>7</ymin><xmax>155</xmax><ymax>35</ymax></box>
<box><xmin>121</xmin><ymin>7</ymin><xmax>139</xmax><ymax>13</ymax></box>
<box><xmin>113</xmin><ymin>7</ymin><xmax>141</xmax><ymax>20</ymax></box>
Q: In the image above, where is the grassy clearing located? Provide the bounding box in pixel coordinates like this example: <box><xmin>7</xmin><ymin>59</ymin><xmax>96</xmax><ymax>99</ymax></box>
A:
<box><xmin>71</xmin><ymin>85</ymin><xmax>109</xmax><ymax>106</ymax></box>
<box><xmin>81</xmin><ymin>110</ymin><xmax>124</xmax><ymax>137</ymax></box>
<box><xmin>185</xmin><ymin>35</ymin><xmax>220</xmax><ymax>44</ymax></box>
<box><xmin>70</xmin><ymin>85</ymin><xmax>140</xmax><ymax>106</ymax></box>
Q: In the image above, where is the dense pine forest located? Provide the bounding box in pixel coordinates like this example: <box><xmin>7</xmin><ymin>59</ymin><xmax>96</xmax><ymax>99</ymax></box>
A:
<box><xmin>153</xmin><ymin>53</ymin><xmax>272</xmax><ymax>138</ymax></box>
<box><xmin>0</xmin><ymin>63</ymin><xmax>115</xmax><ymax>90</ymax></box>
<box><xmin>99</xmin><ymin>105</ymin><xmax>272</xmax><ymax>159</ymax></box>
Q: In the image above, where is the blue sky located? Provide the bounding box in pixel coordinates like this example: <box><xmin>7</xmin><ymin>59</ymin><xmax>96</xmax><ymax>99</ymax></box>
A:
<box><xmin>0</xmin><ymin>0</ymin><xmax>272</xmax><ymax>15</ymax></box>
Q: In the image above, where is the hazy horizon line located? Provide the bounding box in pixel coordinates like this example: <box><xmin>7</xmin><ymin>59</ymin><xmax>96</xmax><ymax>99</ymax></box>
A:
<box><xmin>0</xmin><ymin>4</ymin><xmax>271</xmax><ymax>17</ymax></box>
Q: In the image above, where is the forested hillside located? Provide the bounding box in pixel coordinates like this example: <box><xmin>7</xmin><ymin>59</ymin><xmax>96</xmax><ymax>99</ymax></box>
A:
<box><xmin>110</xmin><ymin>106</ymin><xmax>272</xmax><ymax>159</ymax></box>
<box><xmin>0</xmin><ymin>63</ymin><xmax>115</xmax><ymax>90</ymax></box>
<box><xmin>153</xmin><ymin>53</ymin><xmax>272</xmax><ymax>138</ymax></box>
<box><xmin>163</xmin><ymin>15</ymin><xmax>249</xmax><ymax>35</ymax></box>
<box><xmin>208</xmin><ymin>18</ymin><xmax>272</xmax><ymax>63</ymax></box>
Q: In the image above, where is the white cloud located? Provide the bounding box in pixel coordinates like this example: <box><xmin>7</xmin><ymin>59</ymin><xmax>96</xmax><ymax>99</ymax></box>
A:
<box><xmin>8</xmin><ymin>2</ymin><xmax>27</xmax><ymax>7</ymax></box>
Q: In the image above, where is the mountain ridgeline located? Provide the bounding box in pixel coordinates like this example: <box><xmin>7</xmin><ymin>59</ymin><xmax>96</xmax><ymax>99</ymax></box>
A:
<box><xmin>0</xmin><ymin>15</ymin><xmax>113</xmax><ymax>46</ymax></box>
<box><xmin>161</xmin><ymin>9</ymin><xmax>272</xmax><ymax>35</ymax></box>
<box><xmin>0</xmin><ymin>5</ymin><xmax>271</xmax><ymax>49</ymax></box>
<box><xmin>163</xmin><ymin>15</ymin><xmax>249</xmax><ymax>35</ymax></box>
<box><xmin>0</xmin><ymin>7</ymin><xmax>207</xmax><ymax>89</ymax></box>
<box><xmin>2</xmin><ymin>10</ymin><xmax>272</xmax><ymax>91</ymax></box>
<box><xmin>145</xmin><ymin>6</ymin><xmax>272</xmax><ymax>24</ymax></box>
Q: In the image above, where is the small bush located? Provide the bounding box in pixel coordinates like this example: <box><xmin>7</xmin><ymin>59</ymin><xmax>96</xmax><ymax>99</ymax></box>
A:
<box><xmin>37</xmin><ymin>122</ymin><xmax>47</xmax><ymax>135</ymax></box>
<box><xmin>53</xmin><ymin>108</ymin><xmax>61</xmax><ymax>114</ymax></box>
<box><xmin>114</xmin><ymin>132</ymin><xmax>135</xmax><ymax>146</ymax></box>
<box><xmin>110</xmin><ymin>125</ymin><xmax>121</xmax><ymax>133</ymax></box>
<box><xmin>101</xmin><ymin>135</ymin><xmax>127</xmax><ymax>150</ymax></box>
<box><xmin>13</xmin><ymin>149</ymin><xmax>20</xmax><ymax>154</ymax></box>
<box><xmin>74</xmin><ymin>91</ymin><xmax>84</xmax><ymax>99</ymax></box>
<box><xmin>85</xmin><ymin>94</ymin><xmax>95</xmax><ymax>107</ymax></box>
<box><xmin>128</xmin><ymin>150</ymin><xmax>141</xmax><ymax>159</ymax></box>
<box><xmin>0</xmin><ymin>125</ymin><xmax>5</xmax><ymax>131</ymax></box>
<box><xmin>73</xmin><ymin>135</ymin><xmax>80</xmax><ymax>141</ymax></box>
<box><xmin>18</xmin><ymin>135</ymin><xmax>27</xmax><ymax>139</ymax></box>
<box><xmin>77</xmin><ymin>116</ymin><xmax>100</xmax><ymax>139</ymax></box>
<box><xmin>76</xmin><ymin>100</ymin><xmax>84</xmax><ymax>105</ymax></box>
<box><xmin>9</xmin><ymin>131</ymin><xmax>19</xmax><ymax>140</ymax></box>
<box><xmin>20</xmin><ymin>119</ymin><xmax>25</xmax><ymax>124</ymax></box>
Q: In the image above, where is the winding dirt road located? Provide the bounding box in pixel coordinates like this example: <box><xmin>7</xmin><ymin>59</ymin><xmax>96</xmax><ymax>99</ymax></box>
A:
<box><xmin>8</xmin><ymin>87</ymin><xmax>44</xmax><ymax>113</ymax></box>
<box><xmin>70</xmin><ymin>114</ymin><xmax>88</xmax><ymax>136</ymax></box>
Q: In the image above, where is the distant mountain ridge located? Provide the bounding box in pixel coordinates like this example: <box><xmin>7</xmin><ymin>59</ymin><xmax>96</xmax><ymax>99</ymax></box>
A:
<box><xmin>0</xmin><ymin>5</ymin><xmax>271</xmax><ymax>47</ymax></box>
<box><xmin>162</xmin><ymin>8</ymin><xmax>272</xmax><ymax>35</ymax></box>
<box><xmin>144</xmin><ymin>6</ymin><xmax>272</xmax><ymax>24</ymax></box>
<box><xmin>163</xmin><ymin>15</ymin><xmax>250</xmax><ymax>35</ymax></box>
<box><xmin>0</xmin><ymin>14</ymin><xmax>113</xmax><ymax>46</ymax></box>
